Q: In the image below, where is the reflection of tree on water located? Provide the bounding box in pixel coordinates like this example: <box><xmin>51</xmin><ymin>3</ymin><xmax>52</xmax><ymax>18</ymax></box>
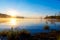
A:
<box><xmin>49</xmin><ymin>19</ymin><xmax>55</xmax><ymax>24</ymax></box>
<box><xmin>44</xmin><ymin>20</ymin><xmax>50</xmax><ymax>30</ymax></box>
<box><xmin>47</xmin><ymin>19</ymin><xmax>56</xmax><ymax>27</ymax></box>
<box><xmin>44</xmin><ymin>25</ymin><xmax>49</xmax><ymax>30</ymax></box>
<box><xmin>51</xmin><ymin>19</ymin><xmax>57</xmax><ymax>27</ymax></box>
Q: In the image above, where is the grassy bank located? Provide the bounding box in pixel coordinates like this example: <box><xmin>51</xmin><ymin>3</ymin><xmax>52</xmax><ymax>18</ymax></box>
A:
<box><xmin>0</xmin><ymin>29</ymin><xmax>60</xmax><ymax>40</ymax></box>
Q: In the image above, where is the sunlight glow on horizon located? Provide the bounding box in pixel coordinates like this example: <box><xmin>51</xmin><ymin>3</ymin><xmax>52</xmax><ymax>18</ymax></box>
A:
<box><xmin>6</xmin><ymin>9</ymin><xmax>18</xmax><ymax>17</ymax></box>
<box><xmin>0</xmin><ymin>0</ymin><xmax>60</xmax><ymax>17</ymax></box>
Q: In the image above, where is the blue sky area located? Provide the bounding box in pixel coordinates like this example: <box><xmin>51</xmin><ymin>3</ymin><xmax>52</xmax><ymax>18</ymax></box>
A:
<box><xmin>0</xmin><ymin>0</ymin><xmax>60</xmax><ymax>17</ymax></box>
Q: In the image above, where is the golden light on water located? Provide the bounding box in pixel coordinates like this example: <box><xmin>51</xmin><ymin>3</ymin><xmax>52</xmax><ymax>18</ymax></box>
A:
<box><xmin>9</xmin><ymin>18</ymin><xmax>17</xmax><ymax>27</ymax></box>
<box><xmin>0</xmin><ymin>18</ymin><xmax>42</xmax><ymax>28</ymax></box>
<box><xmin>10</xmin><ymin>18</ymin><xmax>16</xmax><ymax>25</ymax></box>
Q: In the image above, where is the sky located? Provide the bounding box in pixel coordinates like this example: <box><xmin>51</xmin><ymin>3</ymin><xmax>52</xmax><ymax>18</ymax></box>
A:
<box><xmin>0</xmin><ymin>0</ymin><xmax>60</xmax><ymax>17</ymax></box>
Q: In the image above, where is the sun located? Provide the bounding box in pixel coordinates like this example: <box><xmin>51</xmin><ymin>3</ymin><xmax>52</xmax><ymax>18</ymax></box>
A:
<box><xmin>6</xmin><ymin>9</ymin><xmax>18</xmax><ymax>17</ymax></box>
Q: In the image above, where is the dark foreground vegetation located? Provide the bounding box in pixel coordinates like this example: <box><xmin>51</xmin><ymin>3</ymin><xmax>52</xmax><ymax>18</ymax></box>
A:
<box><xmin>0</xmin><ymin>29</ymin><xmax>60</xmax><ymax>40</ymax></box>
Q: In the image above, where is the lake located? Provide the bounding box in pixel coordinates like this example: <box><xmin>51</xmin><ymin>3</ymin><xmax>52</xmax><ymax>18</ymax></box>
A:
<box><xmin>0</xmin><ymin>18</ymin><xmax>60</xmax><ymax>34</ymax></box>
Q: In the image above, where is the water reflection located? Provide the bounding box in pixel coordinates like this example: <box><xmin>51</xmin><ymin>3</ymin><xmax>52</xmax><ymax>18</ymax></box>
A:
<box><xmin>0</xmin><ymin>18</ymin><xmax>60</xmax><ymax>32</ymax></box>
<box><xmin>9</xmin><ymin>18</ymin><xmax>17</xmax><ymax>27</ymax></box>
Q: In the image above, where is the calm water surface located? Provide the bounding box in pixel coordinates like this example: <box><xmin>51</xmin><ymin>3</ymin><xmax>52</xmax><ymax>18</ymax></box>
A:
<box><xmin>0</xmin><ymin>18</ymin><xmax>60</xmax><ymax>34</ymax></box>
